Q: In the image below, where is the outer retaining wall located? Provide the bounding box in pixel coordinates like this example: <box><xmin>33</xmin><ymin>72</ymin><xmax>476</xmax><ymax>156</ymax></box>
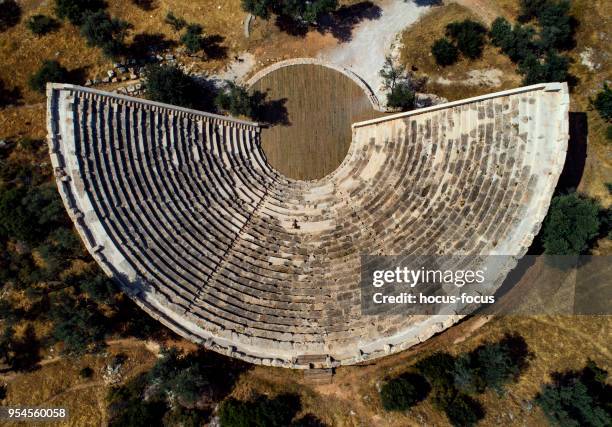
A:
<box><xmin>246</xmin><ymin>57</ymin><xmax>384</xmax><ymax>112</ymax></box>
<box><xmin>46</xmin><ymin>81</ymin><xmax>569</xmax><ymax>369</ymax></box>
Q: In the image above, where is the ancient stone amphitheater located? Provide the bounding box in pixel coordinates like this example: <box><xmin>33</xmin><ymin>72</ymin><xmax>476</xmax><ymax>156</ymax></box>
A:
<box><xmin>47</xmin><ymin>78</ymin><xmax>569</xmax><ymax>368</ymax></box>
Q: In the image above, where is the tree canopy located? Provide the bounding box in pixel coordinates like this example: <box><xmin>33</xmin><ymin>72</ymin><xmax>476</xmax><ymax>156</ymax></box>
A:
<box><xmin>489</xmin><ymin>1</ymin><xmax>576</xmax><ymax>85</ymax></box>
<box><xmin>0</xmin><ymin>184</ymin><xmax>65</xmax><ymax>242</ymax></box>
<box><xmin>241</xmin><ymin>0</ymin><xmax>338</xmax><ymax>25</ymax></box>
<box><xmin>26</xmin><ymin>14</ymin><xmax>60</xmax><ymax>36</ymax></box>
<box><xmin>445</xmin><ymin>19</ymin><xmax>487</xmax><ymax>60</ymax></box>
<box><xmin>80</xmin><ymin>11</ymin><xmax>129</xmax><ymax>58</ymax></box>
<box><xmin>518</xmin><ymin>51</ymin><xmax>569</xmax><ymax>85</ymax></box>
<box><xmin>490</xmin><ymin>17</ymin><xmax>537</xmax><ymax>63</ymax></box>
<box><xmin>219</xmin><ymin>394</ymin><xmax>302</xmax><ymax>427</ymax></box>
<box><xmin>386</xmin><ymin>82</ymin><xmax>416</xmax><ymax>112</ymax></box>
<box><xmin>180</xmin><ymin>24</ymin><xmax>204</xmax><ymax>54</ymax></box>
<box><xmin>432</xmin><ymin>38</ymin><xmax>460</xmax><ymax>67</ymax></box>
<box><xmin>50</xmin><ymin>295</ymin><xmax>107</xmax><ymax>355</ymax></box>
<box><xmin>54</xmin><ymin>0</ymin><xmax>106</xmax><ymax>26</ymax></box>
<box><xmin>536</xmin><ymin>361</ymin><xmax>612</xmax><ymax>427</ymax></box>
<box><xmin>143</xmin><ymin>64</ymin><xmax>211</xmax><ymax>111</ymax></box>
<box><xmin>379</xmin><ymin>56</ymin><xmax>418</xmax><ymax>112</ymax></box>
<box><xmin>0</xmin><ymin>0</ymin><xmax>21</xmax><ymax>32</ymax></box>
<box><xmin>380</xmin><ymin>373</ymin><xmax>430</xmax><ymax>411</ymax></box>
<box><xmin>541</xmin><ymin>193</ymin><xmax>601</xmax><ymax>255</ymax></box>
<box><xmin>592</xmin><ymin>83</ymin><xmax>612</xmax><ymax>122</ymax></box>
<box><xmin>164</xmin><ymin>12</ymin><xmax>186</xmax><ymax>32</ymax></box>
<box><xmin>215</xmin><ymin>81</ymin><xmax>260</xmax><ymax>118</ymax></box>
<box><xmin>28</xmin><ymin>60</ymin><xmax>70</xmax><ymax>93</ymax></box>
<box><xmin>410</xmin><ymin>335</ymin><xmax>529</xmax><ymax>426</ymax></box>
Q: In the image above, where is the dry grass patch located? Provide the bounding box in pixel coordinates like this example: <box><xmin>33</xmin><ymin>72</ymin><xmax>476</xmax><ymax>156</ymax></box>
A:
<box><xmin>4</xmin><ymin>340</ymin><xmax>157</xmax><ymax>427</ymax></box>
<box><xmin>224</xmin><ymin>314</ymin><xmax>611</xmax><ymax>427</ymax></box>
<box><xmin>0</xmin><ymin>5</ymin><xmax>105</xmax><ymax>104</ymax></box>
<box><xmin>400</xmin><ymin>3</ymin><xmax>521</xmax><ymax>101</ymax></box>
<box><xmin>564</xmin><ymin>0</ymin><xmax>612</xmax><ymax>208</ymax></box>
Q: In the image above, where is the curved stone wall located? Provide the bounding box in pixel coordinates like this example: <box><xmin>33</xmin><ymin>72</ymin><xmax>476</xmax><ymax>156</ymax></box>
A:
<box><xmin>47</xmin><ymin>81</ymin><xmax>569</xmax><ymax>368</ymax></box>
<box><xmin>246</xmin><ymin>58</ymin><xmax>384</xmax><ymax>112</ymax></box>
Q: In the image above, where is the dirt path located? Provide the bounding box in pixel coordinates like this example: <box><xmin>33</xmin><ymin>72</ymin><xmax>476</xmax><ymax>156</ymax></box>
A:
<box><xmin>447</xmin><ymin>0</ymin><xmax>506</xmax><ymax>24</ymax></box>
<box><xmin>40</xmin><ymin>381</ymin><xmax>106</xmax><ymax>406</ymax></box>
<box><xmin>0</xmin><ymin>338</ymin><xmax>159</xmax><ymax>382</ymax></box>
<box><xmin>318</xmin><ymin>0</ymin><xmax>433</xmax><ymax>104</ymax></box>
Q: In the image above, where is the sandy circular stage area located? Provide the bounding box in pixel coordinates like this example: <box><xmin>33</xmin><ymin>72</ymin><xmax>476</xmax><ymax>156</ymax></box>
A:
<box><xmin>249</xmin><ymin>62</ymin><xmax>383</xmax><ymax>181</ymax></box>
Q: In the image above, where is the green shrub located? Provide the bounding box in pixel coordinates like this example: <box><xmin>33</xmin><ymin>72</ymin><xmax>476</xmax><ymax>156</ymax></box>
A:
<box><xmin>164</xmin><ymin>12</ymin><xmax>186</xmax><ymax>32</ymax></box>
<box><xmin>80</xmin><ymin>11</ymin><xmax>129</xmax><ymax>58</ymax></box>
<box><xmin>0</xmin><ymin>0</ymin><xmax>21</xmax><ymax>32</ymax></box>
<box><xmin>518</xmin><ymin>0</ymin><xmax>547</xmax><ymax>22</ymax></box>
<box><xmin>241</xmin><ymin>0</ymin><xmax>338</xmax><ymax>24</ymax></box>
<box><xmin>28</xmin><ymin>60</ymin><xmax>69</xmax><ymax>93</ymax></box>
<box><xmin>0</xmin><ymin>187</ymin><xmax>36</xmax><ymax>241</ymax></box>
<box><xmin>0</xmin><ymin>323</ymin><xmax>41</xmax><ymax>372</ymax></box>
<box><xmin>241</xmin><ymin>0</ymin><xmax>273</xmax><ymax>20</ymax></box>
<box><xmin>162</xmin><ymin>406</ymin><xmax>208</xmax><ymax>427</ymax></box>
<box><xmin>48</xmin><ymin>227</ymin><xmax>81</xmax><ymax>256</ymax></box>
<box><xmin>386</xmin><ymin>82</ymin><xmax>416</xmax><ymax>111</ymax></box>
<box><xmin>18</xmin><ymin>137</ymin><xmax>43</xmax><ymax>152</ymax></box>
<box><xmin>380</xmin><ymin>373</ymin><xmax>430</xmax><ymax>411</ymax></box>
<box><xmin>432</xmin><ymin>38</ymin><xmax>459</xmax><ymax>66</ymax></box>
<box><xmin>0</xmin><ymin>78</ymin><xmax>20</xmax><ymax>107</ymax></box>
<box><xmin>79</xmin><ymin>273</ymin><xmax>117</xmax><ymax>304</ymax></box>
<box><xmin>51</xmin><ymin>295</ymin><xmax>107</xmax><ymax>355</ymax></box>
<box><xmin>536</xmin><ymin>0</ymin><xmax>573</xmax><ymax>50</ymax></box>
<box><xmin>215</xmin><ymin>81</ymin><xmax>257</xmax><ymax>118</ymax></box>
<box><xmin>54</xmin><ymin>0</ymin><xmax>106</xmax><ymax>26</ymax></box>
<box><xmin>607</xmin><ymin>125</ymin><xmax>612</xmax><ymax>141</ymax></box>
<box><xmin>109</xmin><ymin>400</ymin><xmax>166</xmax><ymax>427</ymax></box>
<box><xmin>143</xmin><ymin>64</ymin><xmax>209</xmax><ymax>110</ymax></box>
<box><xmin>490</xmin><ymin>17</ymin><xmax>536</xmax><ymax>63</ymax></box>
<box><xmin>541</xmin><ymin>193</ymin><xmax>601</xmax><ymax>255</ymax></box>
<box><xmin>219</xmin><ymin>394</ymin><xmax>301</xmax><ymax>427</ymax></box>
<box><xmin>536</xmin><ymin>361</ymin><xmax>612</xmax><ymax>427</ymax></box>
<box><xmin>107</xmin><ymin>373</ymin><xmax>167</xmax><ymax>427</ymax></box>
<box><xmin>180</xmin><ymin>24</ymin><xmax>204</xmax><ymax>54</ymax></box>
<box><xmin>518</xmin><ymin>51</ymin><xmax>569</xmax><ymax>85</ymax></box>
<box><xmin>148</xmin><ymin>347</ymin><xmax>220</xmax><ymax>406</ymax></box>
<box><xmin>592</xmin><ymin>83</ymin><xmax>612</xmax><ymax>122</ymax></box>
<box><xmin>471</xmin><ymin>341</ymin><xmax>522</xmax><ymax>394</ymax></box>
<box><xmin>442</xmin><ymin>393</ymin><xmax>484</xmax><ymax>427</ymax></box>
<box><xmin>26</xmin><ymin>14</ymin><xmax>59</xmax><ymax>35</ymax></box>
<box><xmin>416</xmin><ymin>352</ymin><xmax>456</xmax><ymax>390</ymax></box>
<box><xmin>299</xmin><ymin>0</ymin><xmax>338</xmax><ymax>24</ymax></box>
<box><xmin>445</xmin><ymin>19</ymin><xmax>487</xmax><ymax>60</ymax></box>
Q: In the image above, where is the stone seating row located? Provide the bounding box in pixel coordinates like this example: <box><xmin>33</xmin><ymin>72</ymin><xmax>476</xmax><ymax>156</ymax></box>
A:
<box><xmin>47</xmin><ymin>83</ymin><xmax>568</xmax><ymax>366</ymax></box>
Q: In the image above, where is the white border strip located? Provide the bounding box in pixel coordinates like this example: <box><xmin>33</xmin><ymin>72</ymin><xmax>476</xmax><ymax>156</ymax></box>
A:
<box><xmin>246</xmin><ymin>57</ymin><xmax>384</xmax><ymax>112</ymax></box>
<box><xmin>47</xmin><ymin>83</ymin><xmax>261</xmax><ymax>127</ymax></box>
<box><xmin>352</xmin><ymin>82</ymin><xmax>563</xmax><ymax>127</ymax></box>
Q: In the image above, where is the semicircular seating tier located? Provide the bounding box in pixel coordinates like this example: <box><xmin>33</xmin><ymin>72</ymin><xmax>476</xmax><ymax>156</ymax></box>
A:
<box><xmin>47</xmin><ymin>82</ymin><xmax>569</xmax><ymax>368</ymax></box>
